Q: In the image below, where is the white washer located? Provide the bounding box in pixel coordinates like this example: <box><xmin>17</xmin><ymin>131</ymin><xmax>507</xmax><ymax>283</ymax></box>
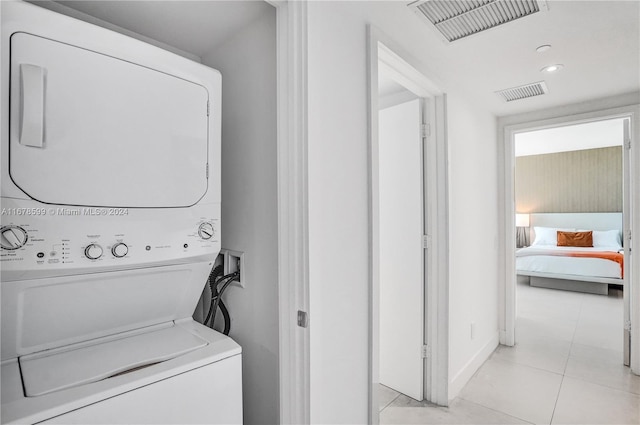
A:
<box><xmin>2</xmin><ymin>319</ymin><xmax>242</xmax><ymax>424</ymax></box>
<box><xmin>0</xmin><ymin>2</ymin><xmax>241</xmax><ymax>423</ymax></box>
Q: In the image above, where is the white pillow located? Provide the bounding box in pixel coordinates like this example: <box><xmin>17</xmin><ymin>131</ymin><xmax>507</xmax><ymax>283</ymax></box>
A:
<box><xmin>531</xmin><ymin>226</ymin><xmax>575</xmax><ymax>246</ymax></box>
<box><xmin>592</xmin><ymin>229</ymin><xmax>622</xmax><ymax>248</ymax></box>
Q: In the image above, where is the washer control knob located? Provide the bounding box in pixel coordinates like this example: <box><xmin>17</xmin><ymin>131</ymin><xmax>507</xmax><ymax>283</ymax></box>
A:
<box><xmin>85</xmin><ymin>244</ymin><xmax>103</xmax><ymax>260</ymax></box>
<box><xmin>198</xmin><ymin>222</ymin><xmax>215</xmax><ymax>240</ymax></box>
<box><xmin>0</xmin><ymin>226</ymin><xmax>28</xmax><ymax>250</ymax></box>
<box><xmin>112</xmin><ymin>243</ymin><xmax>128</xmax><ymax>258</ymax></box>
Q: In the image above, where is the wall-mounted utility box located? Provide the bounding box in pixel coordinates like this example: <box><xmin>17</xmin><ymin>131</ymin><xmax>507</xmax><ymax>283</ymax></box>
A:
<box><xmin>220</xmin><ymin>249</ymin><xmax>245</xmax><ymax>288</ymax></box>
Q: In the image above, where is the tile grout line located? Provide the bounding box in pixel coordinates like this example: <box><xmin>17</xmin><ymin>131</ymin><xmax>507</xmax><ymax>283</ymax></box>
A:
<box><xmin>482</xmin><ymin>355</ymin><xmax>568</xmax><ymax>424</ymax></box>
<box><xmin>560</xmin><ymin>374</ymin><xmax>640</xmax><ymax>398</ymax></box>
<box><xmin>569</xmin><ymin>296</ymin><xmax>584</xmax><ymax>347</ymax></box>
<box><xmin>489</xmin><ymin>355</ymin><xmax>565</xmax><ymax>377</ymax></box>
<box><xmin>379</xmin><ymin>392</ymin><xmax>401</xmax><ymax>413</ymax></box>
<box><xmin>550</xmin><ymin>292</ymin><xmax>580</xmax><ymax>425</ymax></box>
<box><xmin>457</xmin><ymin>396</ymin><xmax>536</xmax><ymax>424</ymax></box>
<box><xmin>562</xmin><ymin>295</ymin><xmax>584</xmax><ymax>377</ymax></box>
<box><xmin>549</xmin><ymin>374</ymin><xmax>565</xmax><ymax>425</ymax></box>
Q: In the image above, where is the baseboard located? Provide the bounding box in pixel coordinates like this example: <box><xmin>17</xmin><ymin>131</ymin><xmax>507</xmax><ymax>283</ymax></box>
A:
<box><xmin>448</xmin><ymin>332</ymin><xmax>499</xmax><ymax>401</ymax></box>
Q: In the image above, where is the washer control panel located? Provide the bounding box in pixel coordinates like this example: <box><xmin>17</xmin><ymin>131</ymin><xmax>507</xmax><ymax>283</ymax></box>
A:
<box><xmin>0</xmin><ymin>200</ymin><xmax>220</xmax><ymax>279</ymax></box>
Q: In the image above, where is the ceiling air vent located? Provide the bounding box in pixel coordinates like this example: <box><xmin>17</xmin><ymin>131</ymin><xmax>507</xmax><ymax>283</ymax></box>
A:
<box><xmin>409</xmin><ymin>0</ymin><xmax>547</xmax><ymax>42</ymax></box>
<box><xmin>496</xmin><ymin>81</ymin><xmax>548</xmax><ymax>102</ymax></box>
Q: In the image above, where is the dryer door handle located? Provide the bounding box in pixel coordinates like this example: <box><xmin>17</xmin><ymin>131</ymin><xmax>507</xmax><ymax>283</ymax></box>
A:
<box><xmin>20</xmin><ymin>64</ymin><xmax>45</xmax><ymax>148</ymax></box>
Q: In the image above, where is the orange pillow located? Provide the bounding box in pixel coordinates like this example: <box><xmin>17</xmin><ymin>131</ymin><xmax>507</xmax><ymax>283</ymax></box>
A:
<box><xmin>557</xmin><ymin>231</ymin><xmax>593</xmax><ymax>247</ymax></box>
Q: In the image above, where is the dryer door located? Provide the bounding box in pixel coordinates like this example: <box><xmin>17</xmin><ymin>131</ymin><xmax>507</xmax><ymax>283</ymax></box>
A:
<box><xmin>9</xmin><ymin>32</ymin><xmax>209</xmax><ymax>208</ymax></box>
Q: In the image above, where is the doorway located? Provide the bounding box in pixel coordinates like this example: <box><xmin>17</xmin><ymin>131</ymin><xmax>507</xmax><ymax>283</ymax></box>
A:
<box><xmin>513</xmin><ymin>118</ymin><xmax>628</xmax><ymax>366</ymax></box>
<box><xmin>500</xmin><ymin>107</ymin><xmax>640</xmax><ymax>376</ymax></box>
<box><xmin>367</xmin><ymin>28</ymin><xmax>450</xmax><ymax>423</ymax></box>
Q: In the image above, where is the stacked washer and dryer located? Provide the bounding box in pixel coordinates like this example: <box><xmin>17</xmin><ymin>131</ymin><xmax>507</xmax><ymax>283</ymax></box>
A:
<box><xmin>0</xmin><ymin>1</ymin><xmax>242</xmax><ymax>423</ymax></box>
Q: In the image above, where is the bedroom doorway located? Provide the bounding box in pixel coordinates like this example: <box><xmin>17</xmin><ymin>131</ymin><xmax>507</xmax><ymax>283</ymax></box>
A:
<box><xmin>501</xmin><ymin>108</ymin><xmax>639</xmax><ymax>375</ymax></box>
<box><xmin>367</xmin><ymin>30</ymin><xmax>449</xmax><ymax>422</ymax></box>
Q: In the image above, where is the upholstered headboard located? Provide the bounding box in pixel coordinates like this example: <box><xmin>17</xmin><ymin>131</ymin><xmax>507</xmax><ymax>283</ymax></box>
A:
<box><xmin>528</xmin><ymin>212</ymin><xmax>623</xmax><ymax>244</ymax></box>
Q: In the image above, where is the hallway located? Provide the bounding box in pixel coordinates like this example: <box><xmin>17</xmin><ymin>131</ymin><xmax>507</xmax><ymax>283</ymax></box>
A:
<box><xmin>380</xmin><ymin>280</ymin><xmax>640</xmax><ymax>424</ymax></box>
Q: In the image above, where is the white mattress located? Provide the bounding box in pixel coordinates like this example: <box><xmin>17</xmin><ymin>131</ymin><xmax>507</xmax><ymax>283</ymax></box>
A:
<box><xmin>516</xmin><ymin>246</ymin><xmax>623</xmax><ymax>280</ymax></box>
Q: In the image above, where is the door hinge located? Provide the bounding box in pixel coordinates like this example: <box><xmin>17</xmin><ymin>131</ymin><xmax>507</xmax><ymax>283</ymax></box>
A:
<box><xmin>624</xmin><ymin>139</ymin><xmax>631</xmax><ymax>150</ymax></box>
<box><xmin>421</xmin><ymin>124</ymin><xmax>430</xmax><ymax>139</ymax></box>
<box><xmin>624</xmin><ymin>320</ymin><xmax>631</xmax><ymax>331</ymax></box>
<box><xmin>206</xmin><ymin>163</ymin><xmax>209</xmax><ymax>179</ymax></box>
<box><xmin>207</xmin><ymin>101</ymin><xmax>210</xmax><ymax>117</ymax></box>
<box><xmin>297</xmin><ymin>310</ymin><xmax>309</xmax><ymax>328</ymax></box>
<box><xmin>422</xmin><ymin>234</ymin><xmax>431</xmax><ymax>249</ymax></box>
<box><xmin>421</xmin><ymin>345</ymin><xmax>431</xmax><ymax>358</ymax></box>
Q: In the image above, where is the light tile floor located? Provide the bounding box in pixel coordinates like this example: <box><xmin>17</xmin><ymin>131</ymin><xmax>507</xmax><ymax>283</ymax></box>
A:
<box><xmin>380</xmin><ymin>280</ymin><xmax>640</xmax><ymax>424</ymax></box>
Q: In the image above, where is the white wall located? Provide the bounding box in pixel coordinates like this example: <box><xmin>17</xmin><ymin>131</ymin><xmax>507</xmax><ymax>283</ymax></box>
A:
<box><xmin>25</xmin><ymin>0</ymin><xmax>200</xmax><ymax>62</ymax></box>
<box><xmin>307</xmin><ymin>7</ymin><xmax>370</xmax><ymax>422</ymax></box>
<box><xmin>201</xmin><ymin>9</ymin><xmax>279</xmax><ymax>425</ymax></box>
<box><xmin>446</xmin><ymin>96</ymin><xmax>499</xmax><ymax>397</ymax></box>
<box><xmin>306</xmin><ymin>2</ymin><xmax>499</xmax><ymax>421</ymax></box>
<box><xmin>378</xmin><ymin>89</ymin><xmax>418</xmax><ymax>110</ymax></box>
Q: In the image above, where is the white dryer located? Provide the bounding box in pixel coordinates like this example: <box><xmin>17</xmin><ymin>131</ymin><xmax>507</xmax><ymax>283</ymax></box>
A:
<box><xmin>0</xmin><ymin>1</ymin><xmax>241</xmax><ymax>423</ymax></box>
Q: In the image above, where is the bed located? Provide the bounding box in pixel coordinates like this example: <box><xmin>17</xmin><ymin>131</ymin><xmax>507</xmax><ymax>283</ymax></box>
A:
<box><xmin>516</xmin><ymin>213</ymin><xmax>624</xmax><ymax>295</ymax></box>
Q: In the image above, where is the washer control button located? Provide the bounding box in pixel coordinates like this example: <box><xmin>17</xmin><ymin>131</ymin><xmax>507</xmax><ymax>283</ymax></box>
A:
<box><xmin>85</xmin><ymin>244</ymin><xmax>103</xmax><ymax>260</ymax></box>
<box><xmin>0</xmin><ymin>226</ymin><xmax>28</xmax><ymax>250</ymax></box>
<box><xmin>198</xmin><ymin>222</ymin><xmax>215</xmax><ymax>240</ymax></box>
<box><xmin>112</xmin><ymin>243</ymin><xmax>128</xmax><ymax>258</ymax></box>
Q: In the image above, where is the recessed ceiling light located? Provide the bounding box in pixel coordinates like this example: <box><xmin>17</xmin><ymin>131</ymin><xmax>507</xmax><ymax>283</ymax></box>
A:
<box><xmin>536</xmin><ymin>44</ymin><xmax>552</xmax><ymax>53</ymax></box>
<box><xmin>541</xmin><ymin>64</ymin><xmax>564</xmax><ymax>73</ymax></box>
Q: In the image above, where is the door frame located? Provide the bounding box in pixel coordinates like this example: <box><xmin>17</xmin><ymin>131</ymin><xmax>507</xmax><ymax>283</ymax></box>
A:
<box><xmin>367</xmin><ymin>26</ymin><xmax>450</xmax><ymax>422</ymax></box>
<box><xmin>498</xmin><ymin>104</ymin><xmax>640</xmax><ymax>374</ymax></box>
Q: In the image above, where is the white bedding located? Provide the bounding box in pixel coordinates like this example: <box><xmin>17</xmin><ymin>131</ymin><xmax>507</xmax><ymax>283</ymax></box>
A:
<box><xmin>516</xmin><ymin>246</ymin><xmax>623</xmax><ymax>280</ymax></box>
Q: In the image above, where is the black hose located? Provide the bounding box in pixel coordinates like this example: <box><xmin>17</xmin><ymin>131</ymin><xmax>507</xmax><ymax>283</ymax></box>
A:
<box><xmin>210</xmin><ymin>273</ymin><xmax>237</xmax><ymax>326</ymax></box>
<box><xmin>219</xmin><ymin>300</ymin><xmax>231</xmax><ymax>335</ymax></box>
<box><xmin>205</xmin><ymin>271</ymin><xmax>239</xmax><ymax>331</ymax></box>
<box><xmin>217</xmin><ymin>273</ymin><xmax>238</xmax><ymax>298</ymax></box>
<box><xmin>203</xmin><ymin>265</ymin><xmax>224</xmax><ymax>326</ymax></box>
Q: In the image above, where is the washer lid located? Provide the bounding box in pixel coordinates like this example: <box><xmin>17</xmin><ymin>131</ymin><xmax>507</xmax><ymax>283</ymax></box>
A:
<box><xmin>9</xmin><ymin>32</ymin><xmax>209</xmax><ymax>208</ymax></box>
<box><xmin>19</xmin><ymin>325</ymin><xmax>207</xmax><ymax>397</ymax></box>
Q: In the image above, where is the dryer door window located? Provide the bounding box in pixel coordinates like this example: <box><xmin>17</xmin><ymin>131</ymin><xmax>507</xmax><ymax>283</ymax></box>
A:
<box><xmin>10</xmin><ymin>33</ymin><xmax>209</xmax><ymax>208</ymax></box>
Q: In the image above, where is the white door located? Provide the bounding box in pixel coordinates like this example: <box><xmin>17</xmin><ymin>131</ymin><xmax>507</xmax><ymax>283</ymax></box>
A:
<box><xmin>10</xmin><ymin>33</ymin><xmax>209</xmax><ymax>208</ymax></box>
<box><xmin>379</xmin><ymin>98</ymin><xmax>424</xmax><ymax>401</ymax></box>
<box><xmin>623</xmin><ymin>118</ymin><xmax>632</xmax><ymax>366</ymax></box>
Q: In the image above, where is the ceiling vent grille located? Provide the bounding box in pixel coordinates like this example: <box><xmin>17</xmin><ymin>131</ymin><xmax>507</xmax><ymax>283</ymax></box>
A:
<box><xmin>496</xmin><ymin>81</ymin><xmax>548</xmax><ymax>102</ymax></box>
<box><xmin>409</xmin><ymin>0</ymin><xmax>546</xmax><ymax>42</ymax></box>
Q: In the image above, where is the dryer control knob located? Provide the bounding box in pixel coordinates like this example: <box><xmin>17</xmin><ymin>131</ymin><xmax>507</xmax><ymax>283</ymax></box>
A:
<box><xmin>198</xmin><ymin>222</ymin><xmax>215</xmax><ymax>240</ymax></box>
<box><xmin>112</xmin><ymin>243</ymin><xmax>128</xmax><ymax>258</ymax></box>
<box><xmin>85</xmin><ymin>244</ymin><xmax>103</xmax><ymax>260</ymax></box>
<box><xmin>0</xmin><ymin>226</ymin><xmax>28</xmax><ymax>250</ymax></box>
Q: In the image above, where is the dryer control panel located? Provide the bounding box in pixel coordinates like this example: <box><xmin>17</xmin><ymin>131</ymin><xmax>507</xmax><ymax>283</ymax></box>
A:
<box><xmin>0</xmin><ymin>199</ymin><xmax>221</xmax><ymax>281</ymax></box>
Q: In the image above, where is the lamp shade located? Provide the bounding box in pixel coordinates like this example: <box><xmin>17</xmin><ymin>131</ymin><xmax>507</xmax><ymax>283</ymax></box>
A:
<box><xmin>515</xmin><ymin>213</ymin><xmax>530</xmax><ymax>227</ymax></box>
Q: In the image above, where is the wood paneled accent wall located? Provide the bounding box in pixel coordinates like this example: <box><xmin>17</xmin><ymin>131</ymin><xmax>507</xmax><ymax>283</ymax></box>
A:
<box><xmin>515</xmin><ymin>146</ymin><xmax>622</xmax><ymax>213</ymax></box>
